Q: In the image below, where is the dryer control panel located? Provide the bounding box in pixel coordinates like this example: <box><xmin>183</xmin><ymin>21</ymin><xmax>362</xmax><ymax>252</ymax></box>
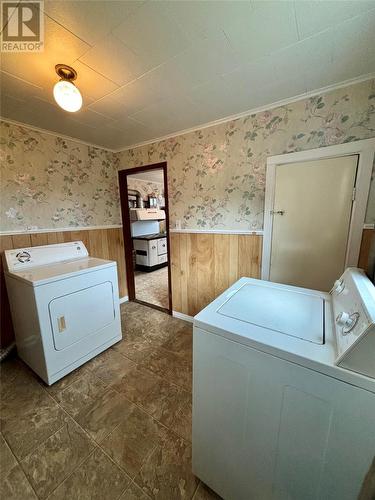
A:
<box><xmin>4</xmin><ymin>241</ymin><xmax>88</xmax><ymax>271</ymax></box>
<box><xmin>331</xmin><ymin>268</ymin><xmax>375</xmax><ymax>379</ymax></box>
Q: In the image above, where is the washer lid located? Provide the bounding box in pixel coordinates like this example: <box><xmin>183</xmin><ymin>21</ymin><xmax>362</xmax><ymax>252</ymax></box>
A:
<box><xmin>217</xmin><ymin>282</ymin><xmax>324</xmax><ymax>344</ymax></box>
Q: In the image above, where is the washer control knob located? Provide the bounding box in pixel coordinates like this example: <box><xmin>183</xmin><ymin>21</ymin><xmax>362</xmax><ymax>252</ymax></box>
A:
<box><xmin>332</xmin><ymin>279</ymin><xmax>345</xmax><ymax>294</ymax></box>
<box><xmin>336</xmin><ymin>312</ymin><xmax>352</xmax><ymax>327</ymax></box>
<box><xmin>336</xmin><ymin>312</ymin><xmax>360</xmax><ymax>335</ymax></box>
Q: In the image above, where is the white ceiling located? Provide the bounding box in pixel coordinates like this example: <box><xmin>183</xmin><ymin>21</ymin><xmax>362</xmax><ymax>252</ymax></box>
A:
<box><xmin>127</xmin><ymin>169</ymin><xmax>164</xmax><ymax>183</ymax></box>
<box><xmin>1</xmin><ymin>0</ymin><xmax>375</xmax><ymax>151</ymax></box>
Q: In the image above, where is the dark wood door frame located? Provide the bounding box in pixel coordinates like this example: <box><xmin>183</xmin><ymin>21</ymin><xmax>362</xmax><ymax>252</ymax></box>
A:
<box><xmin>118</xmin><ymin>162</ymin><xmax>172</xmax><ymax>314</ymax></box>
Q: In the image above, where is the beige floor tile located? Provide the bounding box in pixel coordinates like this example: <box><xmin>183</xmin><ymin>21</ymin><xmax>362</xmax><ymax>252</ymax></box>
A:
<box><xmin>146</xmin><ymin>316</ymin><xmax>183</xmax><ymax>344</ymax></box>
<box><xmin>137</xmin><ymin>348</ymin><xmax>174</xmax><ymax>379</ymax></box>
<box><xmin>0</xmin><ymin>434</ymin><xmax>37</xmax><ymax>500</ymax></box>
<box><xmin>101</xmin><ymin>403</ymin><xmax>169</xmax><ymax>477</ymax></box>
<box><xmin>55</xmin><ymin>370</ymin><xmax>107</xmax><ymax>418</ymax></box>
<box><xmin>193</xmin><ymin>482</ymin><xmax>222</xmax><ymax>499</ymax></box>
<box><xmin>138</xmin><ymin>347</ymin><xmax>192</xmax><ymax>391</ymax></box>
<box><xmin>120</xmin><ymin>482</ymin><xmax>152</xmax><ymax>500</ymax></box>
<box><xmin>0</xmin><ymin>356</ymin><xmax>35</xmax><ymax>399</ymax></box>
<box><xmin>137</xmin><ymin>377</ymin><xmax>191</xmax><ymax>429</ymax></box>
<box><xmin>0</xmin><ymin>463</ymin><xmax>38</xmax><ymax>500</ymax></box>
<box><xmin>114</xmin><ymin>336</ymin><xmax>156</xmax><ymax>363</ymax></box>
<box><xmin>1</xmin><ymin>301</ymin><xmax>196</xmax><ymax>500</ymax></box>
<box><xmin>0</xmin><ymin>433</ymin><xmax>17</xmax><ymax>477</ymax></box>
<box><xmin>161</xmin><ymin>323</ymin><xmax>192</xmax><ymax>356</ymax></box>
<box><xmin>121</xmin><ymin>303</ymin><xmax>166</xmax><ymax>340</ymax></box>
<box><xmin>21</xmin><ymin>418</ymin><xmax>95</xmax><ymax>499</ymax></box>
<box><xmin>112</xmin><ymin>366</ymin><xmax>161</xmax><ymax>403</ymax></box>
<box><xmin>170</xmin><ymin>400</ymin><xmax>192</xmax><ymax>442</ymax></box>
<box><xmin>1</xmin><ymin>376</ymin><xmax>66</xmax><ymax>460</ymax></box>
<box><xmin>113</xmin><ymin>365</ymin><xmax>190</xmax><ymax>428</ymax></box>
<box><xmin>168</xmin><ymin>358</ymin><xmax>192</xmax><ymax>391</ymax></box>
<box><xmin>121</xmin><ymin>304</ymin><xmax>176</xmax><ymax>344</ymax></box>
<box><xmin>120</xmin><ymin>314</ymin><xmax>151</xmax><ymax>341</ymax></box>
<box><xmin>135</xmin><ymin>435</ymin><xmax>199</xmax><ymax>500</ymax></box>
<box><xmin>1</xmin><ymin>358</ymin><xmax>42</xmax><ymax>402</ymax></box>
<box><xmin>49</xmin><ymin>447</ymin><xmax>130</xmax><ymax>500</ymax></box>
<box><xmin>88</xmin><ymin>348</ymin><xmax>136</xmax><ymax>386</ymax></box>
<box><xmin>135</xmin><ymin>267</ymin><xmax>169</xmax><ymax>309</ymax></box>
<box><xmin>75</xmin><ymin>389</ymin><xmax>132</xmax><ymax>443</ymax></box>
<box><xmin>44</xmin><ymin>364</ymin><xmax>91</xmax><ymax>397</ymax></box>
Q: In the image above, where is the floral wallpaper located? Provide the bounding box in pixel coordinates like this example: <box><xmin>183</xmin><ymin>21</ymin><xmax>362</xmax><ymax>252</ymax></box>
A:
<box><xmin>1</xmin><ymin>78</ymin><xmax>374</xmax><ymax>233</ymax></box>
<box><xmin>0</xmin><ymin>122</ymin><xmax>121</xmax><ymax>231</ymax></box>
<box><xmin>119</xmin><ymin>78</ymin><xmax>375</xmax><ymax>230</ymax></box>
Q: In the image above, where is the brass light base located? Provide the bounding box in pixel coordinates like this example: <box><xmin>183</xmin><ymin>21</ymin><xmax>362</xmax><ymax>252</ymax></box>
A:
<box><xmin>55</xmin><ymin>64</ymin><xmax>77</xmax><ymax>81</ymax></box>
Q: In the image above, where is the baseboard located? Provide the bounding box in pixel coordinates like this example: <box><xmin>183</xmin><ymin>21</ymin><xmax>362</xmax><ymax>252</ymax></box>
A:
<box><xmin>172</xmin><ymin>310</ymin><xmax>194</xmax><ymax>323</ymax></box>
<box><xmin>119</xmin><ymin>296</ymin><xmax>129</xmax><ymax>304</ymax></box>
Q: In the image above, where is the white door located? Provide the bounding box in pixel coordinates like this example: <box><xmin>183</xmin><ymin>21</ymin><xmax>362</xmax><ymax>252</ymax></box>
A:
<box><xmin>269</xmin><ymin>155</ymin><xmax>358</xmax><ymax>291</ymax></box>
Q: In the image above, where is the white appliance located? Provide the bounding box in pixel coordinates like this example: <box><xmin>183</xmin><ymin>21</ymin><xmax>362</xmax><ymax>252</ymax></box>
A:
<box><xmin>193</xmin><ymin>268</ymin><xmax>375</xmax><ymax>500</ymax></box>
<box><xmin>130</xmin><ymin>208</ymin><xmax>165</xmax><ymax>221</ymax></box>
<box><xmin>133</xmin><ymin>235</ymin><xmax>168</xmax><ymax>270</ymax></box>
<box><xmin>3</xmin><ymin>241</ymin><xmax>122</xmax><ymax>385</ymax></box>
<box><xmin>131</xmin><ymin>220</ymin><xmax>159</xmax><ymax>238</ymax></box>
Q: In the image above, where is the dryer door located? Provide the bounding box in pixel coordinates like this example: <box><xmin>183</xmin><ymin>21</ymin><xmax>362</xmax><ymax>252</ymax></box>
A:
<box><xmin>49</xmin><ymin>281</ymin><xmax>115</xmax><ymax>350</ymax></box>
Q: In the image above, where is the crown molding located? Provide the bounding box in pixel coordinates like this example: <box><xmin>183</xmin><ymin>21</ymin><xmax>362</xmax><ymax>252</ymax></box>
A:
<box><xmin>116</xmin><ymin>72</ymin><xmax>375</xmax><ymax>152</ymax></box>
<box><xmin>2</xmin><ymin>73</ymin><xmax>374</xmax><ymax>154</ymax></box>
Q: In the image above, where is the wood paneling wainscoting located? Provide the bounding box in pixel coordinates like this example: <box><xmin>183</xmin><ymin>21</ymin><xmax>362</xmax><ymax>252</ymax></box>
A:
<box><xmin>358</xmin><ymin>228</ymin><xmax>375</xmax><ymax>272</ymax></box>
<box><xmin>0</xmin><ymin>228</ymin><xmax>127</xmax><ymax>347</ymax></box>
<box><xmin>170</xmin><ymin>229</ymin><xmax>375</xmax><ymax>317</ymax></box>
<box><xmin>1</xmin><ymin>228</ymin><xmax>373</xmax><ymax>347</ymax></box>
<box><xmin>0</xmin><ymin>230</ymin><xmax>262</xmax><ymax>346</ymax></box>
<box><xmin>170</xmin><ymin>232</ymin><xmax>262</xmax><ymax>317</ymax></box>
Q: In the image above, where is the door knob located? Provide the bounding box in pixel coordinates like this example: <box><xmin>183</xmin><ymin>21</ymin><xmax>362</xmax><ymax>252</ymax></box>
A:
<box><xmin>270</xmin><ymin>210</ymin><xmax>285</xmax><ymax>215</ymax></box>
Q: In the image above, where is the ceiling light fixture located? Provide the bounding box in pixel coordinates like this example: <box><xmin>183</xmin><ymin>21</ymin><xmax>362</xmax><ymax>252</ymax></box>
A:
<box><xmin>53</xmin><ymin>64</ymin><xmax>82</xmax><ymax>112</ymax></box>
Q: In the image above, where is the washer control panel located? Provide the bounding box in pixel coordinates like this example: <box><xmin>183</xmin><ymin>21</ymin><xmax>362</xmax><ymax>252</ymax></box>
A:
<box><xmin>16</xmin><ymin>250</ymin><xmax>31</xmax><ymax>263</ymax></box>
<box><xmin>332</xmin><ymin>279</ymin><xmax>345</xmax><ymax>295</ymax></box>
<box><xmin>4</xmin><ymin>241</ymin><xmax>88</xmax><ymax>272</ymax></box>
<box><xmin>331</xmin><ymin>268</ymin><xmax>375</xmax><ymax>376</ymax></box>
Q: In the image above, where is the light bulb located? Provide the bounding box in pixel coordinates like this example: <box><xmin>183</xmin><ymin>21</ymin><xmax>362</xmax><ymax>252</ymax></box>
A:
<box><xmin>53</xmin><ymin>80</ymin><xmax>82</xmax><ymax>112</ymax></box>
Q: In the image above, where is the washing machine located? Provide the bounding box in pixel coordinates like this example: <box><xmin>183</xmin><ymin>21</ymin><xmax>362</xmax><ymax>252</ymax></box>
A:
<box><xmin>193</xmin><ymin>268</ymin><xmax>375</xmax><ymax>500</ymax></box>
<box><xmin>3</xmin><ymin>241</ymin><xmax>122</xmax><ymax>385</ymax></box>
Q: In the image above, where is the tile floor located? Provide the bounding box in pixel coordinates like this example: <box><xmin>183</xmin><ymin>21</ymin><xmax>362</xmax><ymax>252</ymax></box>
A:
<box><xmin>0</xmin><ymin>302</ymin><xmax>221</xmax><ymax>500</ymax></box>
<box><xmin>134</xmin><ymin>266</ymin><xmax>169</xmax><ymax>309</ymax></box>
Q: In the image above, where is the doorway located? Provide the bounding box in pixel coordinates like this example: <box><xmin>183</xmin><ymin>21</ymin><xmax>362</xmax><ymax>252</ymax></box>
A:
<box><xmin>118</xmin><ymin>162</ymin><xmax>172</xmax><ymax>313</ymax></box>
<box><xmin>262</xmin><ymin>140</ymin><xmax>374</xmax><ymax>291</ymax></box>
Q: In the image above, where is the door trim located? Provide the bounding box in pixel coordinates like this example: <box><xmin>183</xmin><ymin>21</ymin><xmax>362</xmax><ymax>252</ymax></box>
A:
<box><xmin>262</xmin><ymin>138</ymin><xmax>375</xmax><ymax>281</ymax></box>
<box><xmin>118</xmin><ymin>162</ymin><xmax>172</xmax><ymax>314</ymax></box>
